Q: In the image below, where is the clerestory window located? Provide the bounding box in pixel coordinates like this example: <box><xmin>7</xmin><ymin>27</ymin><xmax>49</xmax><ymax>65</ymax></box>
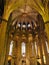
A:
<box><xmin>9</xmin><ymin>40</ymin><xmax>14</xmax><ymax>55</ymax></box>
<box><xmin>21</xmin><ymin>42</ymin><xmax>26</xmax><ymax>57</ymax></box>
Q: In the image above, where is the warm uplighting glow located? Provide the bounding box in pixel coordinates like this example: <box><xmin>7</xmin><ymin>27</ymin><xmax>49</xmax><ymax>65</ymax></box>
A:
<box><xmin>45</xmin><ymin>41</ymin><xmax>49</xmax><ymax>53</ymax></box>
<box><xmin>43</xmin><ymin>55</ymin><xmax>46</xmax><ymax>64</ymax></box>
<box><xmin>35</xmin><ymin>42</ymin><xmax>37</xmax><ymax>55</ymax></box>
<box><xmin>8</xmin><ymin>56</ymin><xmax>12</xmax><ymax>60</ymax></box>
<box><xmin>37</xmin><ymin>59</ymin><xmax>41</xmax><ymax>64</ymax></box>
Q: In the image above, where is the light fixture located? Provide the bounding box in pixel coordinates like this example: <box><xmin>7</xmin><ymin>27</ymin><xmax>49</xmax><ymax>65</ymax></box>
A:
<box><xmin>22</xmin><ymin>25</ymin><xmax>26</xmax><ymax>28</ymax></box>
<box><xmin>18</xmin><ymin>23</ymin><xmax>20</xmax><ymax>27</ymax></box>
<box><xmin>28</xmin><ymin>24</ymin><xmax>31</xmax><ymax>27</ymax></box>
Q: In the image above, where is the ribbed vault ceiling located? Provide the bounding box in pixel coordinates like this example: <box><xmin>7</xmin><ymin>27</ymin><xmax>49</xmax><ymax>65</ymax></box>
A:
<box><xmin>3</xmin><ymin>0</ymin><xmax>49</xmax><ymax>40</ymax></box>
<box><xmin>4</xmin><ymin>0</ymin><xmax>49</xmax><ymax>22</ymax></box>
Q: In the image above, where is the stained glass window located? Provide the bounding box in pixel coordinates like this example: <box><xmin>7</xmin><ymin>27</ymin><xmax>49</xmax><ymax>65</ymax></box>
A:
<box><xmin>9</xmin><ymin>40</ymin><xmax>14</xmax><ymax>55</ymax></box>
<box><xmin>21</xmin><ymin>42</ymin><xmax>26</xmax><ymax>57</ymax></box>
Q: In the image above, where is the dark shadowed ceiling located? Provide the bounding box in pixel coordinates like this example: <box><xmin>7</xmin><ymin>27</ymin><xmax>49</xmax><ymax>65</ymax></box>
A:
<box><xmin>0</xmin><ymin>0</ymin><xmax>4</xmax><ymax>16</ymax></box>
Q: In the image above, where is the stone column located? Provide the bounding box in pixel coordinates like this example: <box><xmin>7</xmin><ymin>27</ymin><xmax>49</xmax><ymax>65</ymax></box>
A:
<box><xmin>4</xmin><ymin>38</ymin><xmax>11</xmax><ymax>65</ymax></box>
<box><xmin>27</xmin><ymin>34</ymin><xmax>33</xmax><ymax>57</ymax></box>
<box><xmin>0</xmin><ymin>21</ymin><xmax>8</xmax><ymax>65</ymax></box>
<box><xmin>28</xmin><ymin>41</ymin><xmax>33</xmax><ymax>57</ymax></box>
<box><xmin>26</xmin><ymin>40</ymin><xmax>29</xmax><ymax>58</ymax></box>
<box><xmin>45</xmin><ymin>23</ymin><xmax>49</xmax><ymax>50</ymax></box>
<box><xmin>0</xmin><ymin>10</ymin><xmax>10</xmax><ymax>65</ymax></box>
<box><xmin>33</xmin><ymin>41</ymin><xmax>37</xmax><ymax>65</ymax></box>
<box><xmin>41</xmin><ymin>34</ymin><xmax>49</xmax><ymax>65</ymax></box>
<box><xmin>17</xmin><ymin>39</ymin><xmax>21</xmax><ymax>65</ymax></box>
<box><xmin>28</xmin><ymin>34</ymin><xmax>37</xmax><ymax>65</ymax></box>
<box><xmin>38</xmin><ymin>42</ymin><xmax>44</xmax><ymax>65</ymax></box>
<box><xmin>36</xmin><ymin>35</ymin><xmax>44</xmax><ymax>65</ymax></box>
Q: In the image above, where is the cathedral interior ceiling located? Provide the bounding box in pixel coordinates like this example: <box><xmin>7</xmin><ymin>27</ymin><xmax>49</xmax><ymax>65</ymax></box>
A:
<box><xmin>4</xmin><ymin>0</ymin><xmax>49</xmax><ymax>22</ymax></box>
<box><xmin>0</xmin><ymin>0</ymin><xmax>49</xmax><ymax>40</ymax></box>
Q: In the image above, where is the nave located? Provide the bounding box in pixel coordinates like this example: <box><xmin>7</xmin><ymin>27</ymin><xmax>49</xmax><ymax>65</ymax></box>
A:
<box><xmin>0</xmin><ymin>0</ymin><xmax>49</xmax><ymax>65</ymax></box>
